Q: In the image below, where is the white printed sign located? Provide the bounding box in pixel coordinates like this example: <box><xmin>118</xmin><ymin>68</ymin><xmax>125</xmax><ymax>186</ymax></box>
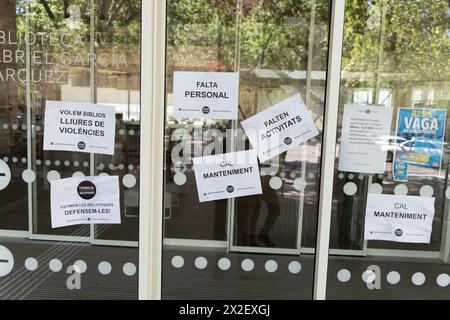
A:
<box><xmin>364</xmin><ymin>194</ymin><xmax>435</xmax><ymax>243</ymax></box>
<box><xmin>338</xmin><ymin>105</ymin><xmax>393</xmax><ymax>174</ymax></box>
<box><xmin>241</xmin><ymin>94</ymin><xmax>319</xmax><ymax>162</ymax></box>
<box><xmin>193</xmin><ymin>150</ymin><xmax>262</xmax><ymax>202</ymax></box>
<box><xmin>44</xmin><ymin>101</ymin><xmax>116</xmax><ymax>155</ymax></box>
<box><xmin>50</xmin><ymin>176</ymin><xmax>121</xmax><ymax>228</ymax></box>
<box><xmin>173</xmin><ymin>71</ymin><xmax>239</xmax><ymax>120</ymax></box>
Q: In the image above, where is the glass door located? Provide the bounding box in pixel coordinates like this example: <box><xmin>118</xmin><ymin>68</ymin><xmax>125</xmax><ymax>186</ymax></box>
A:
<box><xmin>162</xmin><ymin>0</ymin><xmax>331</xmax><ymax>299</ymax></box>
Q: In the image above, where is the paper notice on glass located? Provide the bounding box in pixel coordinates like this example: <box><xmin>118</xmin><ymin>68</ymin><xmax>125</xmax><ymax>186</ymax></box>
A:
<box><xmin>338</xmin><ymin>105</ymin><xmax>393</xmax><ymax>174</ymax></box>
<box><xmin>44</xmin><ymin>101</ymin><xmax>116</xmax><ymax>155</ymax></box>
<box><xmin>364</xmin><ymin>194</ymin><xmax>435</xmax><ymax>243</ymax></box>
<box><xmin>172</xmin><ymin>71</ymin><xmax>239</xmax><ymax>120</ymax></box>
<box><xmin>193</xmin><ymin>150</ymin><xmax>262</xmax><ymax>202</ymax></box>
<box><xmin>240</xmin><ymin>94</ymin><xmax>319</xmax><ymax>162</ymax></box>
<box><xmin>50</xmin><ymin>176</ymin><xmax>121</xmax><ymax>228</ymax></box>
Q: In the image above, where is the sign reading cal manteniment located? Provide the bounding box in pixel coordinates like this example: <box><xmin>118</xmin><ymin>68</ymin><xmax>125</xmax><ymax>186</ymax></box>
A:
<box><xmin>193</xmin><ymin>150</ymin><xmax>262</xmax><ymax>202</ymax></box>
<box><xmin>172</xmin><ymin>71</ymin><xmax>239</xmax><ymax>120</ymax></box>
<box><xmin>44</xmin><ymin>101</ymin><xmax>116</xmax><ymax>155</ymax></box>
<box><xmin>364</xmin><ymin>194</ymin><xmax>435</xmax><ymax>243</ymax></box>
<box><xmin>241</xmin><ymin>94</ymin><xmax>319</xmax><ymax>162</ymax></box>
<box><xmin>50</xmin><ymin>176</ymin><xmax>121</xmax><ymax>228</ymax></box>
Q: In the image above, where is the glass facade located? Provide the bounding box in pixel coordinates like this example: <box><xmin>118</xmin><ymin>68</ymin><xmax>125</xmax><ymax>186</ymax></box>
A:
<box><xmin>0</xmin><ymin>0</ymin><xmax>448</xmax><ymax>300</ymax></box>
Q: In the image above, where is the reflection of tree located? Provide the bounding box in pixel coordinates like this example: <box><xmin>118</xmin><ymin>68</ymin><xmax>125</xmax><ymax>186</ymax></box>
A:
<box><xmin>342</xmin><ymin>0</ymin><xmax>449</xmax><ymax>100</ymax></box>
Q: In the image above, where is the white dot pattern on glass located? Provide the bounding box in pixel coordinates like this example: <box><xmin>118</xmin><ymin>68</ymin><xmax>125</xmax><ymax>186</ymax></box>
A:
<box><xmin>436</xmin><ymin>274</ymin><xmax>450</xmax><ymax>287</ymax></box>
<box><xmin>21</xmin><ymin>124</ymin><xmax>26</xmax><ymax>130</ymax></box>
<box><xmin>368</xmin><ymin>183</ymin><xmax>383</xmax><ymax>194</ymax></box>
<box><xmin>2</xmin><ymin>124</ymin><xmax>8</xmax><ymax>130</ymax></box>
<box><xmin>337</xmin><ymin>269</ymin><xmax>351</xmax><ymax>282</ymax></box>
<box><xmin>129</xmin><ymin>130</ymin><xmax>135</xmax><ymax>136</ymax></box>
<box><xmin>241</xmin><ymin>259</ymin><xmax>254</xmax><ymax>272</ymax></box>
<box><xmin>35</xmin><ymin>125</ymin><xmax>41</xmax><ymax>131</ymax></box>
<box><xmin>36</xmin><ymin>159</ymin><xmax>42</xmax><ymax>165</ymax></box>
<box><xmin>83</xmin><ymin>161</ymin><xmax>89</xmax><ymax>167</ymax></box>
<box><xmin>22</xmin><ymin>169</ymin><xmax>36</xmax><ymax>183</ymax></box>
<box><xmin>47</xmin><ymin>170</ymin><xmax>61</xmax><ymax>182</ymax></box>
<box><xmin>12</xmin><ymin>157</ymin><xmax>17</xmax><ymax>163</ymax></box>
<box><xmin>49</xmin><ymin>259</ymin><xmax>62</xmax><ymax>272</ymax></box>
<box><xmin>119</xmin><ymin>129</ymin><xmax>125</xmax><ymax>135</ymax></box>
<box><xmin>338</xmin><ymin>173</ymin><xmax>345</xmax><ymax>180</ymax></box>
<box><xmin>348</xmin><ymin>173</ymin><xmax>354</xmax><ymax>180</ymax></box>
<box><xmin>218</xmin><ymin>258</ymin><xmax>231</xmax><ymax>271</ymax></box>
<box><xmin>21</xmin><ymin>157</ymin><xmax>27</xmax><ymax>164</ymax></box>
<box><xmin>288</xmin><ymin>261</ymin><xmax>301</xmax><ymax>274</ymax></box>
<box><xmin>74</xmin><ymin>260</ymin><xmax>87</xmax><ymax>274</ymax></box>
<box><xmin>72</xmin><ymin>171</ymin><xmax>85</xmax><ymax>178</ymax></box>
<box><xmin>128</xmin><ymin>164</ymin><xmax>134</xmax><ymax>171</ymax></box>
<box><xmin>386</xmin><ymin>271</ymin><xmax>401</xmax><ymax>285</ymax></box>
<box><xmin>173</xmin><ymin>173</ymin><xmax>187</xmax><ymax>186</ymax></box>
<box><xmin>99</xmin><ymin>172</ymin><xmax>109</xmax><ymax>177</ymax></box>
<box><xmin>25</xmin><ymin>257</ymin><xmax>38</xmax><ymax>271</ymax></box>
<box><xmin>362</xmin><ymin>270</ymin><xmax>376</xmax><ymax>284</ymax></box>
<box><xmin>171</xmin><ymin>256</ymin><xmax>184</xmax><ymax>269</ymax></box>
<box><xmin>419</xmin><ymin>185</ymin><xmax>433</xmax><ymax>197</ymax></box>
<box><xmin>123</xmin><ymin>263</ymin><xmax>136</xmax><ymax>276</ymax></box>
<box><xmin>269</xmin><ymin>177</ymin><xmax>283</xmax><ymax>190</ymax></box>
<box><xmin>194</xmin><ymin>257</ymin><xmax>208</xmax><ymax>270</ymax></box>
<box><xmin>45</xmin><ymin>160</ymin><xmax>51</xmax><ymax>166</ymax></box>
<box><xmin>123</xmin><ymin>174</ymin><xmax>137</xmax><ymax>188</ymax></box>
<box><xmin>98</xmin><ymin>261</ymin><xmax>112</xmax><ymax>275</ymax></box>
<box><xmin>264</xmin><ymin>260</ymin><xmax>278</xmax><ymax>273</ymax></box>
<box><xmin>343</xmin><ymin>182</ymin><xmax>357</xmax><ymax>196</ymax></box>
<box><xmin>411</xmin><ymin>272</ymin><xmax>426</xmax><ymax>286</ymax></box>
<box><xmin>64</xmin><ymin>161</ymin><xmax>70</xmax><ymax>167</ymax></box>
<box><xmin>74</xmin><ymin>161</ymin><xmax>80</xmax><ymax>167</ymax></box>
<box><xmin>54</xmin><ymin>160</ymin><xmax>61</xmax><ymax>166</ymax></box>
<box><xmin>12</xmin><ymin>124</ymin><xmax>18</xmax><ymax>130</ymax></box>
<box><xmin>290</xmin><ymin>172</ymin><xmax>297</xmax><ymax>179</ymax></box>
<box><xmin>293</xmin><ymin>178</ymin><xmax>307</xmax><ymax>191</ymax></box>
<box><xmin>394</xmin><ymin>184</ymin><xmax>408</xmax><ymax>195</ymax></box>
<box><xmin>279</xmin><ymin>172</ymin><xmax>286</xmax><ymax>178</ymax></box>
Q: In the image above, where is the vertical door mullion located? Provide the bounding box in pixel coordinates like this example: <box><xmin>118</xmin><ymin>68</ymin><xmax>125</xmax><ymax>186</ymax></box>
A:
<box><xmin>139</xmin><ymin>0</ymin><xmax>166</xmax><ymax>300</ymax></box>
<box><xmin>313</xmin><ymin>0</ymin><xmax>346</xmax><ymax>300</ymax></box>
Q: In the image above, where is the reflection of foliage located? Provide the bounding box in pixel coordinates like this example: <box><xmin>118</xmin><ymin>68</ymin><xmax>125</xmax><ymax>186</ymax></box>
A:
<box><xmin>342</xmin><ymin>0</ymin><xmax>450</xmax><ymax>90</ymax></box>
<box><xmin>167</xmin><ymin>0</ymin><xmax>330</xmax><ymax>71</ymax></box>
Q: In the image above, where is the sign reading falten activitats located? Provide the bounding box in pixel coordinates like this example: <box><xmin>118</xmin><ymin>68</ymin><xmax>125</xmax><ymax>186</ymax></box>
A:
<box><xmin>172</xmin><ymin>71</ymin><xmax>239</xmax><ymax>120</ymax></box>
<box><xmin>364</xmin><ymin>194</ymin><xmax>435</xmax><ymax>243</ymax></box>
<box><xmin>44</xmin><ymin>101</ymin><xmax>116</xmax><ymax>155</ymax></box>
<box><xmin>50</xmin><ymin>176</ymin><xmax>121</xmax><ymax>228</ymax></box>
<box><xmin>241</xmin><ymin>94</ymin><xmax>319</xmax><ymax>162</ymax></box>
<box><xmin>193</xmin><ymin>150</ymin><xmax>262</xmax><ymax>202</ymax></box>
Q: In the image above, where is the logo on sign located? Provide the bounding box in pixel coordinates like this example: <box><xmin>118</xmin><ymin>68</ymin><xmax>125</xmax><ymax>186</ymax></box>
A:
<box><xmin>394</xmin><ymin>228</ymin><xmax>403</xmax><ymax>237</ymax></box>
<box><xmin>77</xmin><ymin>181</ymin><xmax>96</xmax><ymax>200</ymax></box>
<box><xmin>226</xmin><ymin>185</ymin><xmax>234</xmax><ymax>193</ymax></box>
<box><xmin>77</xmin><ymin>141</ymin><xmax>86</xmax><ymax>150</ymax></box>
<box><xmin>202</xmin><ymin>106</ymin><xmax>210</xmax><ymax>115</ymax></box>
<box><xmin>284</xmin><ymin>137</ymin><xmax>292</xmax><ymax>145</ymax></box>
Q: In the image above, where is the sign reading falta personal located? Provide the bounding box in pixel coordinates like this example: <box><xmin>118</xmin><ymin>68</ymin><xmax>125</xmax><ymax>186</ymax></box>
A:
<box><xmin>173</xmin><ymin>71</ymin><xmax>239</xmax><ymax>120</ymax></box>
<box><xmin>50</xmin><ymin>176</ymin><xmax>121</xmax><ymax>228</ymax></box>
<box><xmin>44</xmin><ymin>101</ymin><xmax>116</xmax><ymax>155</ymax></box>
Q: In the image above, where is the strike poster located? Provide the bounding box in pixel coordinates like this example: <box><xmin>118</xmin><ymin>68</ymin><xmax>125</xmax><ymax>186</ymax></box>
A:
<box><xmin>338</xmin><ymin>104</ymin><xmax>393</xmax><ymax>174</ymax></box>
<box><xmin>192</xmin><ymin>150</ymin><xmax>262</xmax><ymax>202</ymax></box>
<box><xmin>44</xmin><ymin>101</ymin><xmax>116</xmax><ymax>155</ymax></box>
<box><xmin>393</xmin><ymin>108</ymin><xmax>447</xmax><ymax>180</ymax></box>
<box><xmin>172</xmin><ymin>71</ymin><xmax>239</xmax><ymax>120</ymax></box>
<box><xmin>240</xmin><ymin>94</ymin><xmax>319</xmax><ymax>162</ymax></box>
<box><xmin>50</xmin><ymin>176</ymin><xmax>121</xmax><ymax>228</ymax></box>
<box><xmin>364</xmin><ymin>194</ymin><xmax>435</xmax><ymax>243</ymax></box>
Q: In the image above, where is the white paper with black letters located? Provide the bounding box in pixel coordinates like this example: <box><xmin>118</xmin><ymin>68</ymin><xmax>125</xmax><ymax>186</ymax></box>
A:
<box><xmin>44</xmin><ymin>101</ymin><xmax>116</xmax><ymax>155</ymax></box>
<box><xmin>50</xmin><ymin>176</ymin><xmax>121</xmax><ymax>228</ymax></box>
<box><xmin>193</xmin><ymin>150</ymin><xmax>262</xmax><ymax>202</ymax></box>
<box><xmin>172</xmin><ymin>71</ymin><xmax>239</xmax><ymax>120</ymax></box>
<box><xmin>364</xmin><ymin>194</ymin><xmax>435</xmax><ymax>243</ymax></box>
<box><xmin>338</xmin><ymin>104</ymin><xmax>393</xmax><ymax>174</ymax></box>
<box><xmin>240</xmin><ymin>94</ymin><xmax>319</xmax><ymax>162</ymax></box>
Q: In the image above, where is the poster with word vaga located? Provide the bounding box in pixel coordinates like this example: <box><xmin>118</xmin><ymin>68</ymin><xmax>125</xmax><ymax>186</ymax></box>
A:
<box><xmin>338</xmin><ymin>105</ymin><xmax>393</xmax><ymax>174</ymax></box>
<box><xmin>240</xmin><ymin>93</ymin><xmax>319</xmax><ymax>163</ymax></box>
<box><xmin>44</xmin><ymin>101</ymin><xmax>116</xmax><ymax>155</ymax></box>
<box><xmin>172</xmin><ymin>71</ymin><xmax>239</xmax><ymax>120</ymax></box>
<box><xmin>193</xmin><ymin>150</ymin><xmax>262</xmax><ymax>203</ymax></box>
<box><xmin>50</xmin><ymin>176</ymin><xmax>121</xmax><ymax>229</ymax></box>
<box><xmin>364</xmin><ymin>194</ymin><xmax>435</xmax><ymax>243</ymax></box>
<box><xmin>393</xmin><ymin>108</ymin><xmax>447</xmax><ymax>180</ymax></box>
